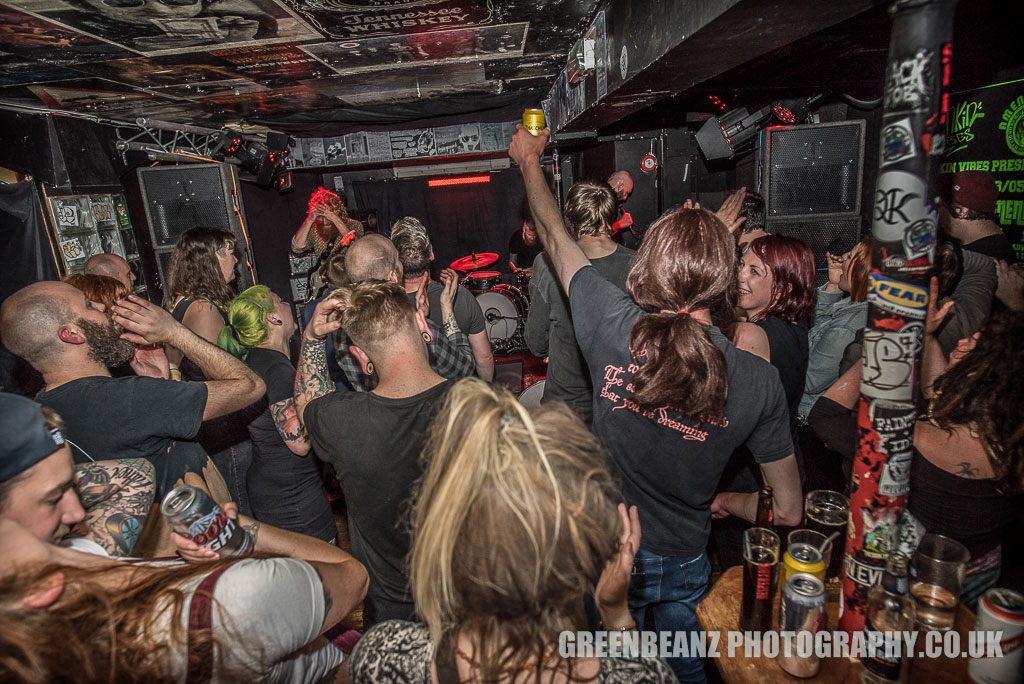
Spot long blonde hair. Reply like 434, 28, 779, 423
409, 378, 620, 682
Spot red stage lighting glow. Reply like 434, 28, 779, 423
427, 175, 491, 187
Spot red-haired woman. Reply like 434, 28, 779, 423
510, 128, 801, 683
733, 235, 816, 426
798, 235, 872, 417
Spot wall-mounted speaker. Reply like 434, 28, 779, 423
762, 120, 866, 219
126, 163, 256, 302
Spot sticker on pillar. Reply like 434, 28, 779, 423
860, 506, 898, 560
868, 272, 928, 318
894, 508, 925, 560
619, 45, 628, 80
883, 48, 934, 113
872, 170, 937, 263
869, 399, 915, 497
880, 117, 916, 166
999, 94, 1024, 156
861, 321, 924, 401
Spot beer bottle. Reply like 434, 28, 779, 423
861, 553, 915, 683
756, 485, 774, 529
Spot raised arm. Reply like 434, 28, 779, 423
291, 206, 319, 254
294, 293, 344, 427
508, 126, 589, 289
112, 295, 265, 421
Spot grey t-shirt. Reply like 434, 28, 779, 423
569, 266, 793, 557
525, 246, 634, 425
406, 281, 485, 335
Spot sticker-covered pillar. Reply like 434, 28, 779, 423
840, 0, 957, 634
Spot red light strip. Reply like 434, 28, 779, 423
427, 175, 491, 187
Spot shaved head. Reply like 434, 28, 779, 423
85, 253, 134, 289
607, 170, 634, 201
0, 282, 77, 366
344, 234, 403, 284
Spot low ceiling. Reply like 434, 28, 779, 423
0, 0, 594, 135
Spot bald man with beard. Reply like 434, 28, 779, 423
0, 282, 263, 502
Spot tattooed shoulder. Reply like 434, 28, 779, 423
955, 461, 981, 478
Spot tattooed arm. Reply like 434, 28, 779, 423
270, 397, 312, 456
295, 293, 345, 428
70, 459, 156, 557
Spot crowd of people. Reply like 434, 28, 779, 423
0, 125, 1021, 684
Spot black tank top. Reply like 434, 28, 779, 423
755, 316, 808, 432
171, 297, 225, 382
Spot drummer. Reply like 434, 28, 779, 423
391, 218, 494, 382
508, 212, 544, 275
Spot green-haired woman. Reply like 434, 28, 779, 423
219, 285, 337, 543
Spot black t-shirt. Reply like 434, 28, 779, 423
755, 316, 809, 432
303, 379, 453, 607
569, 266, 793, 557
508, 230, 543, 269
808, 397, 1022, 557
36, 376, 209, 497
405, 281, 485, 335
245, 348, 334, 541
525, 247, 635, 424
963, 233, 1016, 263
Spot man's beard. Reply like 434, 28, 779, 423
77, 317, 135, 367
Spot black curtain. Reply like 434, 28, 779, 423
0, 181, 57, 394
351, 169, 531, 277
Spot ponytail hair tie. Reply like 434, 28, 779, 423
674, 310, 690, 315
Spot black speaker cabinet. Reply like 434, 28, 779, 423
126, 163, 256, 302
762, 120, 866, 220
767, 215, 864, 287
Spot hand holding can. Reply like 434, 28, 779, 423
161, 485, 251, 558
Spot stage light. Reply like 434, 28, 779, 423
707, 94, 728, 112
427, 175, 491, 187
771, 98, 810, 125
695, 105, 772, 161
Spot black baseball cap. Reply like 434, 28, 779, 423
0, 393, 67, 481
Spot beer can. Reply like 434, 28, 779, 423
783, 542, 826, 582
522, 109, 546, 135
968, 588, 1024, 684
161, 485, 251, 557
778, 572, 826, 678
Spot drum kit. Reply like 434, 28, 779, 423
450, 252, 530, 354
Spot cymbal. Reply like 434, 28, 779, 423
450, 252, 498, 271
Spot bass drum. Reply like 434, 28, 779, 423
518, 379, 546, 406
475, 284, 528, 344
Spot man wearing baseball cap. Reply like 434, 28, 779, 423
0, 392, 154, 557
940, 169, 1016, 263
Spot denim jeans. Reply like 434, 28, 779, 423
629, 548, 711, 684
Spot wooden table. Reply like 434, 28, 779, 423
696, 566, 974, 683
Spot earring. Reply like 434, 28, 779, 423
365, 361, 374, 376
422, 331, 432, 343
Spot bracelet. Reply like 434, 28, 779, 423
303, 332, 327, 345
169, 368, 182, 380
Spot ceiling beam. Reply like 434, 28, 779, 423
546, 0, 884, 134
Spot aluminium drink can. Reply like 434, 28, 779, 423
522, 109, 546, 135
969, 588, 1024, 684
161, 485, 251, 556
783, 541, 826, 582
778, 572, 826, 678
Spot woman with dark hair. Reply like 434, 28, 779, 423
733, 234, 816, 426
348, 378, 674, 682
164, 227, 254, 512
0, 513, 367, 684
809, 301, 1024, 609
510, 128, 801, 683
218, 285, 336, 543
798, 235, 872, 417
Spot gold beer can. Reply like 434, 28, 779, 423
522, 109, 546, 136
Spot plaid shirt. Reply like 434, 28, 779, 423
334, 317, 475, 391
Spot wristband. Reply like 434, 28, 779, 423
303, 331, 327, 345
169, 368, 182, 381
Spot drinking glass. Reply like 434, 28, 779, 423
740, 527, 780, 632
911, 533, 969, 631
804, 490, 849, 579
